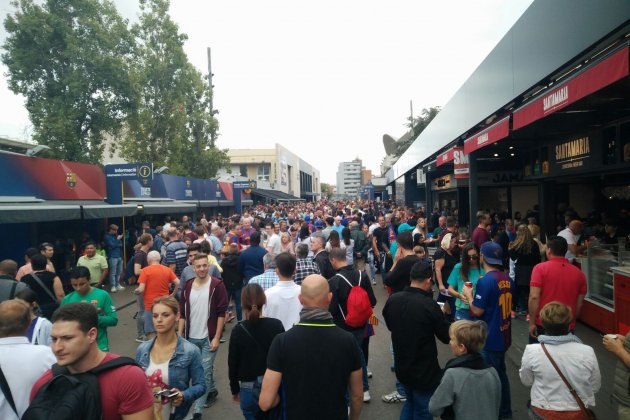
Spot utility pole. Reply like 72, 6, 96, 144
207, 47, 217, 142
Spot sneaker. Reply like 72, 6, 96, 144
117, 285, 126, 291
372, 279, 377, 285
204, 390, 218, 408
220, 335, 226, 343
192, 414, 202, 420
226, 314, 236, 323
110, 287, 117, 293
135, 335, 148, 343
525, 314, 531, 322
511, 311, 517, 319
382, 391, 406, 403
363, 390, 371, 402
367, 369, 373, 378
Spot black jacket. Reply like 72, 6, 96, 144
220, 254, 243, 290
384, 255, 420, 293
328, 266, 377, 331
313, 250, 335, 280
383, 286, 451, 391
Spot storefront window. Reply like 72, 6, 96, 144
603, 126, 617, 165
582, 241, 630, 308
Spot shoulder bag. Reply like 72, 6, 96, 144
540, 343, 596, 420
30, 272, 58, 302
0, 363, 18, 417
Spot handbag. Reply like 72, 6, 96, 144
540, 343, 597, 420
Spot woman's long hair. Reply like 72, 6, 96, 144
241, 283, 266, 323
509, 223, 533, 254
460, 242, 480, 282
329, 230, 341, 248
342, 227, 351, 246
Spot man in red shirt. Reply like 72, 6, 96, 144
528, 236, 587, 343
471, 210, 491, 249
31, 303, 153, 420
135, 250, 179, 339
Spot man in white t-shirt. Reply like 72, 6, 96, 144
266, 222, 282, 255
264, 253, 301, 331
0, 300, 56, 420
558, 220, 586, 263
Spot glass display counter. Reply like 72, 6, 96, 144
579, 241, 629, 309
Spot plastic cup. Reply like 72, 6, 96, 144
605, 334, 618, 340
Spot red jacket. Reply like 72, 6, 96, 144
180, 276, 229, 340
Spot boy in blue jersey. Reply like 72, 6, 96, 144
462, 241, 514, 419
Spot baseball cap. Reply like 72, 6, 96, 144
480, 241, 503, 266
304, 215, 311, 222
314, 220, 325, 228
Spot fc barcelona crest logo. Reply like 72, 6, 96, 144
66, 172, 77, 189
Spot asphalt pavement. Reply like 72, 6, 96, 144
106, 278, 619, 420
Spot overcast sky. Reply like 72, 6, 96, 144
0, 0, 534, 184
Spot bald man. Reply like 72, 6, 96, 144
558, 219, 586, 263
259, 275, 363, 420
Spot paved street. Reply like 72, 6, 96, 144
107, 277, 618, 420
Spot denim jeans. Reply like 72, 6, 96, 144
239, 379, 260, 420
400, 385, 435, 420
227, 287, 243, 321
108, 257, 122, 288
349, 329, 369, 392
455, 308, 474, 320
188, 336, 218, 414
482, 349, 512, 419
136, 294, 145, 337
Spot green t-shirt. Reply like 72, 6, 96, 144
61, 288, 118, 351
447, 262, 485, 310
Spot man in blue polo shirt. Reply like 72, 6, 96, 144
463, 241, 514, 420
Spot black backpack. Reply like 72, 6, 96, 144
23, 357, 139, 420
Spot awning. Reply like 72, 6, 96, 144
134, 202, 197, 215
0, 202, 81, 224
184, 200, 233, 208
251, 188, 305, 202
436, 147, 457, 166
463, 116, 510, 154
81, 203, 138, 219
513, 46, 629, 130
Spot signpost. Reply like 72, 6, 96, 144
233, 180, 257, 215
104, 163, 153, 263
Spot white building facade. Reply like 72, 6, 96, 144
336, 158, 362, 197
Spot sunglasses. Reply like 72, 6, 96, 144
468, 255, 479, 260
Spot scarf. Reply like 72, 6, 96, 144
537, 333, 583, 345
299, 307, 333, 322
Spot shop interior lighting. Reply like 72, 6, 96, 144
509, 146, 514, 150
510, 153, 515, 157
493, 153, 499, 157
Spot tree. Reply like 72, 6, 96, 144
118, 0, 228, 178
2, 0, 134, 163
321, 182, 334, 197
393, 106, 441, 158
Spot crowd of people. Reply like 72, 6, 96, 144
0, 199, 629, 419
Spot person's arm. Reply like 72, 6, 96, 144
462, 281, 484, 317
98, 294, 118, 327
348, 368, 363, 420
52, 276, 65, 301
428, 371, 455, 417
228, 328, 241, 399
211, 316, 225, 352
371, 235, 380, 260
604, 335, 630, 367
170, 278, 180, 298
575, 294, 585, 319
434, 258, 446, 291
134, 263, 142, 277
98, 266, 109, 287
519, 346, 535, 387
258, 369, 282, 411
528, 286, 541, 338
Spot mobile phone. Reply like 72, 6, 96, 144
155, 389, 179, 399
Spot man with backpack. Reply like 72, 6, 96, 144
0, 259, 29, 303
328, 247, 376, 403
28, 302, 153, 420
0, 299, 55, 420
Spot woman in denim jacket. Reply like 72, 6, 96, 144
136, 296, 206, 420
